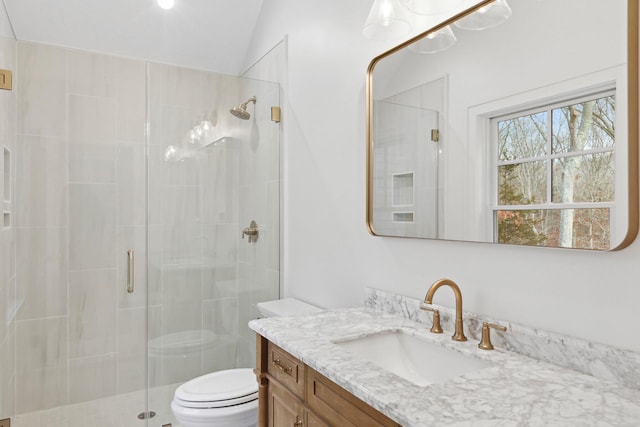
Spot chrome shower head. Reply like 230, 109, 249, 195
230, 96, 256, 120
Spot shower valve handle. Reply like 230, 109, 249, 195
242, 220, 259, 243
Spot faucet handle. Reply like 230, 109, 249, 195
420, 304, 443, 334
478, 322, 507, 350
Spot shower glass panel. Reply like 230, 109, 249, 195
146, 62, 281, 425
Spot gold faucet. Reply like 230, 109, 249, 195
424, 278, 467, 342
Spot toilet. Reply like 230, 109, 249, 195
171, 298, 321, 427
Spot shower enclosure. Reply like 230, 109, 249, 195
372, 100, 441, 238
0, 39, 280, 426
370, 76, 446, 239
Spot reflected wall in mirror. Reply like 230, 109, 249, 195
367, 0, 638, 250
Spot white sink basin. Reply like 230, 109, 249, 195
334, 330, 494, 386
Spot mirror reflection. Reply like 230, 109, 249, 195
367, 0, 638, 250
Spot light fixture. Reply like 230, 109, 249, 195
165, 119, 225, 162
363, 0, 412, 41
409, 25, 456, 53
157, 0, 174, 10
188, 120, 218, 146
401, 0, 465, 16
454, 0, 512, 31
363, 0, 512, 52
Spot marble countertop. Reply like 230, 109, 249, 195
249, 308, 640, 426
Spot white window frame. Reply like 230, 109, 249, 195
466, 65, 626, 246
490, 89, 616, 245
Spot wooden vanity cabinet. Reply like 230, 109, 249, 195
256, 335, 401, 427
268, 379, 308, 427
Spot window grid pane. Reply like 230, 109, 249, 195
493, 92, 615, 248
495, 208, 610, 250
498, 161, 546, 205
551, 153, 615, 203
552, 95, 615, 154
498, 112, 547, 161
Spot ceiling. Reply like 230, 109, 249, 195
1, 0, 264, 74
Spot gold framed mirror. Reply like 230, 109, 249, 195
366, 0, 638, 250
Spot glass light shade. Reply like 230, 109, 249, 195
158, 0, 174, 10
164, 145, 179, 162
409, 25, 457, 53
454, 0, 512, 30
363, 0, 412, 41
198, 120, 218, 145
401, 0, 465, 16
157, 0, 175, 10
187, 128, 198, 145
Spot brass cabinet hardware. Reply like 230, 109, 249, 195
272, 358, 292, 374
419, 305, 443, 334
242, 220, 259, 243
424, 278, 467, 341
294, 418, 303, 427
126, 249, 134, 293
478, 322, 507, 350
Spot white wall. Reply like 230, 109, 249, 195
1, 0, 262, 75
244, 0, 640, 353
0, 2, 13, 38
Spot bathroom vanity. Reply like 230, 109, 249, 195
255, 338, 400, 426
249, 290, 640, 426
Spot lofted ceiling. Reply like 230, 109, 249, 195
1, 0, 264, 74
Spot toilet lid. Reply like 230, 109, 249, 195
174, 368, 258, 409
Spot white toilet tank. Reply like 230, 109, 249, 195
257, 298, 322, 317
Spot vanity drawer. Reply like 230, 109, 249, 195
306, 368, 401, 427
267, 342, 305, 397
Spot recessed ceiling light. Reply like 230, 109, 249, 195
157, 0, 175, 10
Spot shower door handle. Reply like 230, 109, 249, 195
127, 249, 134, 293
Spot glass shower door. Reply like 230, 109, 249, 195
8, 43, 151, 426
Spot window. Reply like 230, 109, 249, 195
492, 91, 615, 249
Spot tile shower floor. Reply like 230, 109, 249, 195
13, 384, 181, 427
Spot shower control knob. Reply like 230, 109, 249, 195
242, 220, 259, 243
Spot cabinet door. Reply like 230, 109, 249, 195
307, 410, 330, 427
269, 379, 305, 427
